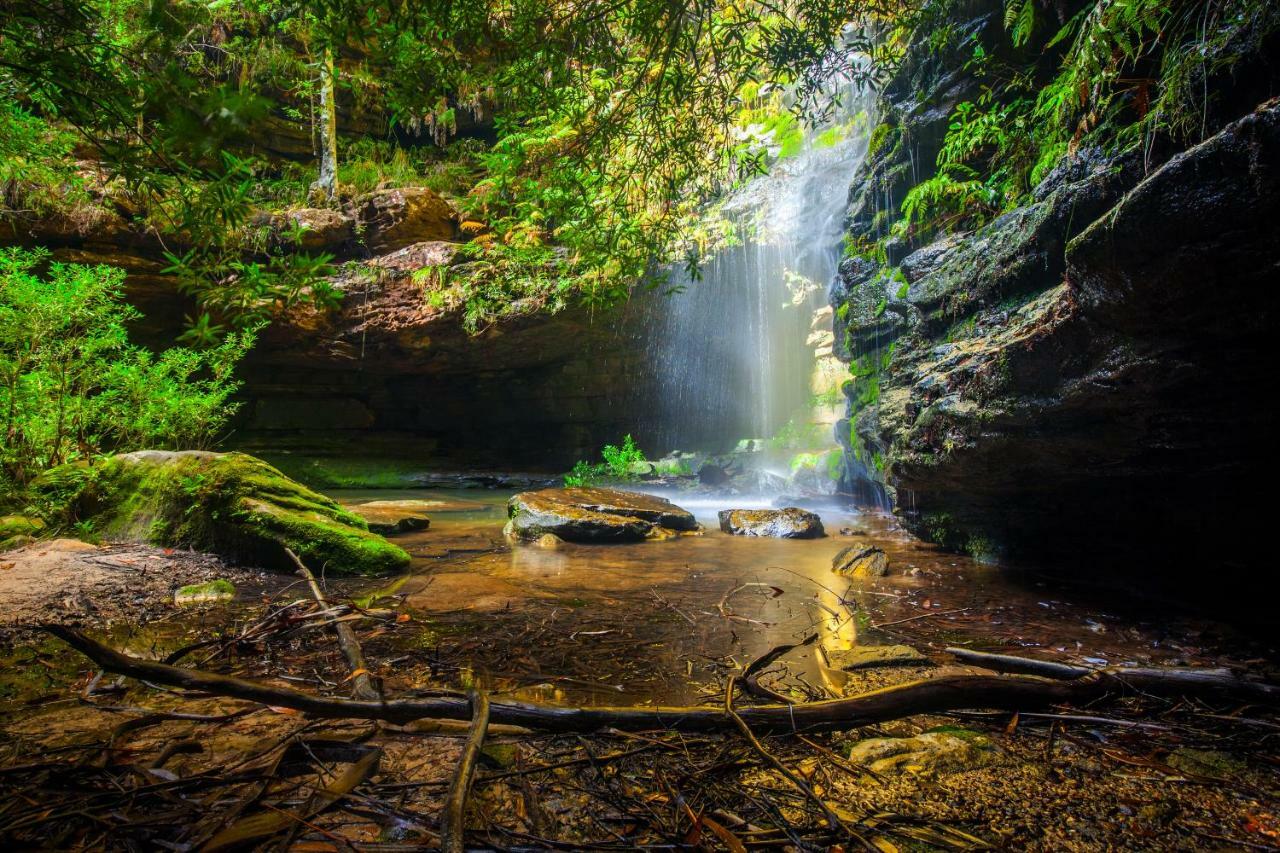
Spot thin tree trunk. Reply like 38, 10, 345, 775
314, 45, 338, 204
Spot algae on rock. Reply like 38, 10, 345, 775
33, 450, 409, 576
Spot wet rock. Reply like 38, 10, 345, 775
174, 579, 236, 605
698, 464, 731, 486
831, 543, 888, 577
847, 729, 1002, 776
718, 508, 825, 539
825, 644, 929, 670
533, 533, 564, 549
506, 487, 698, 543
356, 187, 457, 251
33, 450, 409, 576
347, 500, 433, 534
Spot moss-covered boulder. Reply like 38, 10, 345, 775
1, 515, 44, 550
33, 450, 409, 576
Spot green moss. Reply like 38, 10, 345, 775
175, 578, 236, 604
261, 455, 427, 490
34, 451, 409, 576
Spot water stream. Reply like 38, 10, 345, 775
641, 81, 873, 455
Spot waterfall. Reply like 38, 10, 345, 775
640, 77, 873, 461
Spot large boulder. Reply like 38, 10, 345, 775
718, 507, 825, 538
33, 450, 409, 576
506, 487, 698, 543
356, 187, 457, 252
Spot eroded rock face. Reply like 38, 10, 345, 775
833, 24, 1280, 594
356, 187, 457, 251
253, 207, 355, 253
718, 508, 824, 538
507, 487, 698, 543
33, 450, 409, 576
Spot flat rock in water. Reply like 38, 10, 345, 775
825, 644, 930, 670
507, 487, 698, 543
832, 543, 888, 577
718, 507, 824, 539
347, 500, 435, 534
847, 729, 1002, 776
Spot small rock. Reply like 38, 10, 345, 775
534, 533, 563, 549
832, 543, 888, 577
698, 464, 731, 486
847, 729, 1002, 776
825, 644, 930, 670
174, 579, 236, 605
718, 508, 825, 539
349, 500, 433, 534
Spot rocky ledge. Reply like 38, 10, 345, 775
506, 488, 699, 543
834, 90, 1280, 581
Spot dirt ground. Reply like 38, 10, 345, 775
0, 538, 272, 631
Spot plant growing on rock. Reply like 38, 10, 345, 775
563, 434, 650, 487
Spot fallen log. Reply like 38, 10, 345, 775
43, 626, 1279, 735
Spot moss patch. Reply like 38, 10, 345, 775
174, 579, 236, 605
34, 451, 409, 577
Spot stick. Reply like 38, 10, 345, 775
285, 548, 379, 702
945, 647, 1093, 679
871, 608, 969, 629
723, 675, 856, 843
42, 626, 1280, 735
441, 689, 490, 853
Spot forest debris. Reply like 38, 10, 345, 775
42, 625, 1280, 734
203, 742, 382, 851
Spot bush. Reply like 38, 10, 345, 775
563, 434, 648, 487
0, 248, 254, 499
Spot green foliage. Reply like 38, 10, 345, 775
564, 434, 649, 486
895, 0, 1280, 237
2, 0, 893, 334
0, 249, 252, 497
0, 102, 86, 217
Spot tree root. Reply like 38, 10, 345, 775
43, 626, 1280, 734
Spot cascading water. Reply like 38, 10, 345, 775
640, 76, 873, 467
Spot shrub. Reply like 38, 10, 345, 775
0, 248, 254, 499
